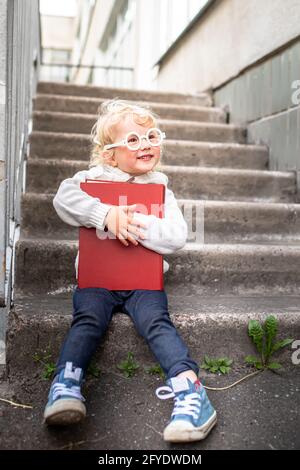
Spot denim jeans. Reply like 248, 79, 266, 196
56, 287, 199, 380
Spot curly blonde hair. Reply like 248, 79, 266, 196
89, 99, 163, 169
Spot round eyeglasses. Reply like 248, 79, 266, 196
101, 128, 166, 151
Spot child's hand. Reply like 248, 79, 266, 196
104, 204, 147, 246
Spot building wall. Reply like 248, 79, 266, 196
73, 0, 135, 87
71, 0, 210, 89
156, 0, 300, 175
0, 0, 7, 315
156, 0, 300, 93
40, 14, 77, 82
214, 39, 300, 172
70, 0, 100, 83
41, 16, 76, 50
0, 0, 40, 363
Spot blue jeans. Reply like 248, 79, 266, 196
56, 287, 199, 380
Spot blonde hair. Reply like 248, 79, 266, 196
89, 99, 163, 170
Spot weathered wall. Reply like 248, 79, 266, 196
157, 0, 300, 93
0, 0, 41, 363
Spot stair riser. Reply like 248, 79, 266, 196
166, 170, 296, 203
29, 133, 268, 170
37, 81, 213, 106
6, 308, 298, 375
34, 95, 226, 123
162, 143, 268, 170
200, 203, 300, 242
15, 241, 300, 295
21, 195, 300, 243
32, 113, 247, 144
29, 133, 90, 160
26, 160, 296, 203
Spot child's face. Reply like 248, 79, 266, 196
109, 115, 161, 176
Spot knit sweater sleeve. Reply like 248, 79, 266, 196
53, 168, 112, 230
131, 187, 188, 255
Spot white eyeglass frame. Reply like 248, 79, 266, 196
100, 127, 166, 151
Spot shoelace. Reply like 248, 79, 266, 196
52, 383, 85, 402
156, 386, 201, 421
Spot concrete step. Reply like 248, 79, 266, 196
34, 93, 226, 123
29, 131, 269, 170
21, 193, 300, 244
6, 293, 300, 377
32, 111, 247, 144
162, 140, 268, 170
37, 81, 213, 107
26, 159, 297, 203
15, 239, 300, 295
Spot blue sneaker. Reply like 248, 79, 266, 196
156, 376, 217, 442
44, 362, 86, 426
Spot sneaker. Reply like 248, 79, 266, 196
44, 362, 86, 426
156, 376, 217, 442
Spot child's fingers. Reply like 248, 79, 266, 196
117, 232, 129, 246
121, 205, 148, 229
118, 229, 138, 246
127, 234, 139, 246
124, 204, 137, 214
128, 225, 146, 240
128, 217, 147, 229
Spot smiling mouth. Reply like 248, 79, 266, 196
137, 155, 153, 160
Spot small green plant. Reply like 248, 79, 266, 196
33, 351, 56, 380
34, 351, 101, 380
117, 352, 139, 378
87, 361, 101, 378
145, 364, 165, 379
245, 315, 294, 371
201, 356, 233, 374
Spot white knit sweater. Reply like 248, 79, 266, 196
53, 164, 188, 277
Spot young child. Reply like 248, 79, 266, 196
44, 99, 217, 443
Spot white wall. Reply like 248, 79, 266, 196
157, 0, 300, 93
72, 0, 115, 84
41, 16, 76, 50
71, 0, 210, 89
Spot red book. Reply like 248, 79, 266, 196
78, 179, 165, 290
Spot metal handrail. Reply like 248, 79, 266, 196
41, 63, 134, 71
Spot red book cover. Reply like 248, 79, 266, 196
78, 179, 165, 290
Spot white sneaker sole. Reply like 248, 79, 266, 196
163, 411, 217, 443
44, 399, 86, 426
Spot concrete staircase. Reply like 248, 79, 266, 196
4, 81, 300, 448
